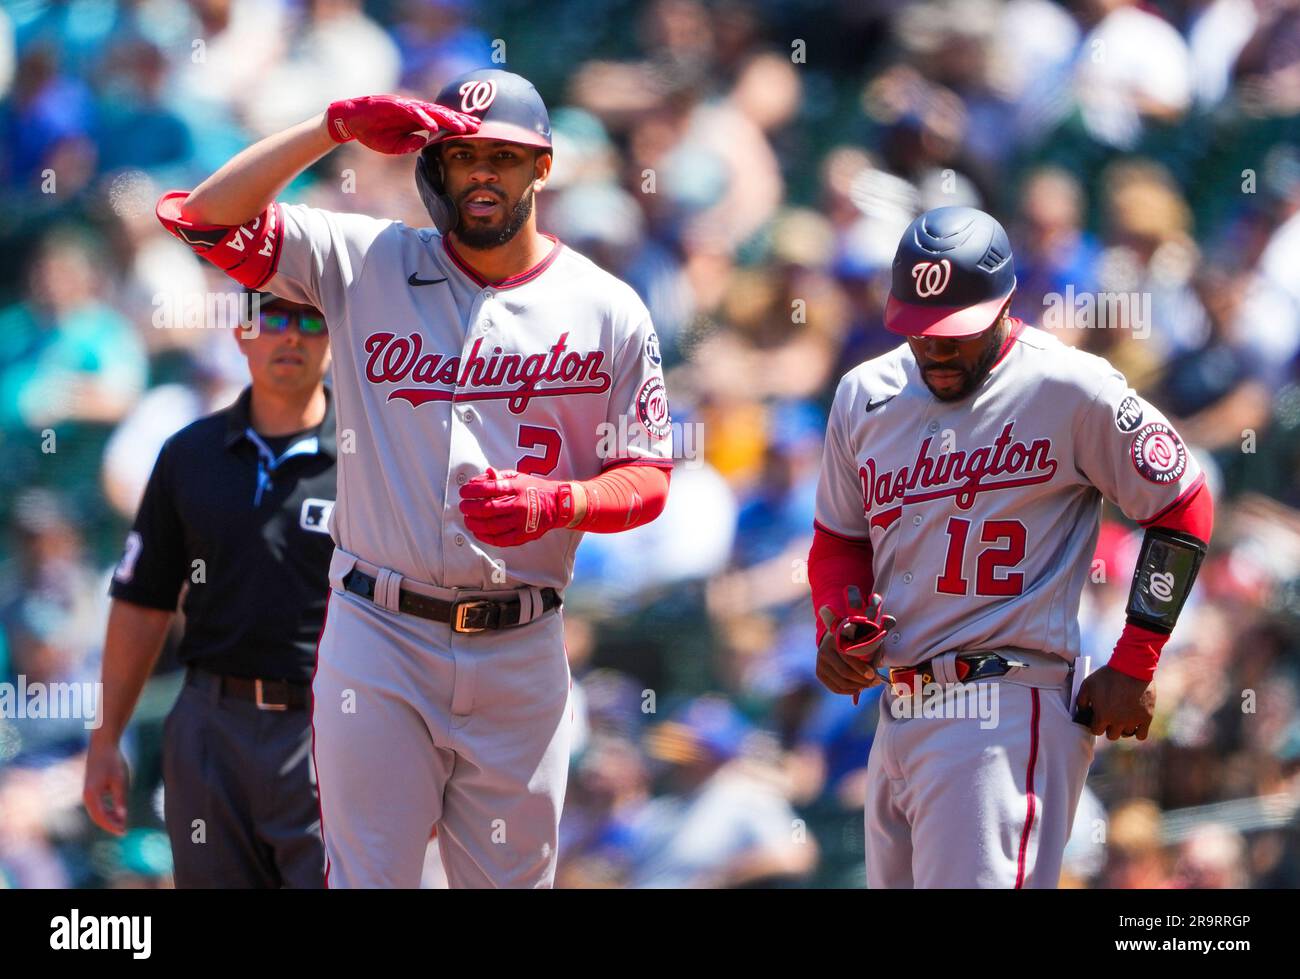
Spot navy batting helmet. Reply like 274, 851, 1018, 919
414, 69, 552, 233
884, 206, 1016, 338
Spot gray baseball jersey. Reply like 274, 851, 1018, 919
265, 203, 674, 591
261, 204, 671, 887
819, 321, 1204, 888
815, 323, 1204, 668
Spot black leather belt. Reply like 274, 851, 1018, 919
342, 569, 561, 632
187, 667, 310, 711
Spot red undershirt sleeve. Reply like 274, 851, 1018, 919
808, 521, 876, 645
571, 464, 671, 533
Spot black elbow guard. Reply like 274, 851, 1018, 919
1125, 527, 1208, 634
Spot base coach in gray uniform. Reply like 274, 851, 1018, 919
84, 292, 335, 888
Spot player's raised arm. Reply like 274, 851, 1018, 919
183, 98, 481, 226
155, 98, 481, 298
182, 113, 337, 227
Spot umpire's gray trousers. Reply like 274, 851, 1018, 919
162, 669, 326, 888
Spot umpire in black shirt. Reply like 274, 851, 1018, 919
84, 291, 335, 887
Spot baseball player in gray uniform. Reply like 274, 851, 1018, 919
155, 69, 674, 887
809, 206, 1214, 888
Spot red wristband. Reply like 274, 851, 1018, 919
1107, 623, 1169, 683
556, 483, 576, 528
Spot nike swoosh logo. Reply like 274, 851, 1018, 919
408, 273, 448, 287
865, 396, 896, 413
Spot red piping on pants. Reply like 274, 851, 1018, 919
1014, 687, 1040, 889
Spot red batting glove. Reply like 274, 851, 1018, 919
458, 468, 577, 547
835, 587, 895, 706
325, 95, 481, 154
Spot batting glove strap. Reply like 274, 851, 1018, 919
557, 483, 578, 528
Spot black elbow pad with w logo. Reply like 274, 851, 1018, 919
1125, 527, 1208, 634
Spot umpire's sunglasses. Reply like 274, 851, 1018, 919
261, 309, 327, 336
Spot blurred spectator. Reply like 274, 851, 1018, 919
1096, 798, 1172, 888
861, 63, 978, 201
166, 0, 290, 170
730, 400, 823, 569
0, 766, 74, 888
570, 457, 737, 612
694, 208, 848, 406
94, 38, 191, 172
627, 696, 816, 887
0, 42, 94, 189
892, 0, 1015, 175
0, 490, 104, 672
97, 170, 212, 358
0, 7, 15, 103
1233, 0, 1300, 116
994, 0, 1080, 145
1254, 148, 1300, 335
1185, 0, 1260, 109
0, 489, 105, 769
1011, 166, 1101, 328
1071, 0, 1193, 150
557, 733, 653, 888
0, 228, 146, 434
1154, 265, 1274, 453
391, 0, 495, 93
0, 228, 146, 530
100, 353, 238, 520
833, 153, 916, 370
545, 178, 695, 351
1171, 822, 1249, 888
244, 0, 401, 135
1092, 159, 1204, 379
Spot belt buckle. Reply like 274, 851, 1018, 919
254, 679, 288, 712
887, 666, 933, 697
453, 599, 495, 634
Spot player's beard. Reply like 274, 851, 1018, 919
455, 185, 535, 250
920, 321, 1007, 402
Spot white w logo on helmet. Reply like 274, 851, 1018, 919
459, 80, 498, 114
911, 259, 953, 298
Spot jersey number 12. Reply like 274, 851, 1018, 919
936, 517, 1026, 596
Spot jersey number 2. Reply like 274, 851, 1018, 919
936, 518, 1026, 596
515, 425, 562, 476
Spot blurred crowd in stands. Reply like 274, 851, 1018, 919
1, 0, 1299, 888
